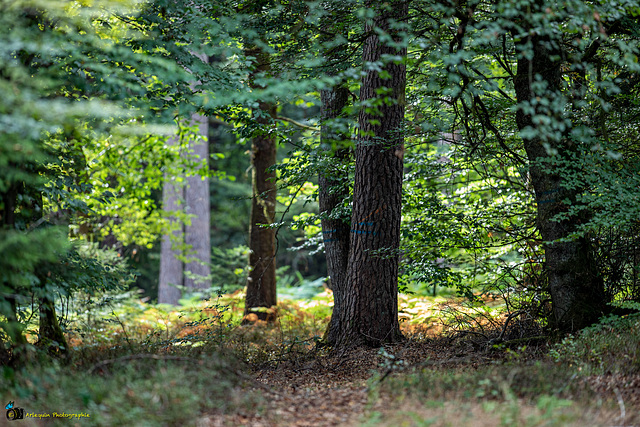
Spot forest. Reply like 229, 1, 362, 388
1, 0, 640, 425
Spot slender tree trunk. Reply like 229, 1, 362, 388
513, 32, 606, 331
328, 1, 407, 348
319, 86, 351, 341
38, 294, 66, 354
28, 189, 67, 354
244, 46, 277, 321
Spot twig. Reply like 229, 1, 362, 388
493, 310, 523, 343
614, 387, 626, 421
275, 116, 320, 132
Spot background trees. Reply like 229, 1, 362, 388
2, 0, 640, 362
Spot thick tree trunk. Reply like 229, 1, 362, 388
158, 135, 185, 305
159, 115, 212, 304
319, 86, 351, 341
185, 114, 211, 291
244, 46, 277, 321
513, 34, 606, 331
328, 1, 407, 348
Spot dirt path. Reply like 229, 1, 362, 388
198, 340, 483, 427
199, 347, 381, 426
196, 335, 640, 427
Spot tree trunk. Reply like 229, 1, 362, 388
513, 33, 606, 331
158, 134, 185, 305
29, 188, 67, 354
159, 115, 212, 304
319, 86, 351, 342
328, 1, 407, 348
38, 294, 66, 354
184, 114, 211, 291
244, 46, 277, 321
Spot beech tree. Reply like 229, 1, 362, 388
158, 115, 211, 305
404, 0, 640, 332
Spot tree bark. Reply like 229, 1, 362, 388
38, 294, 67, 354
319, 86, 351, 341
328, 1, 407, 348
513, 32, 606, 331
158, 134, 185, 305
185, 114, 211, 291
159, 115, 212, 304
244, 46, 277, 321
24, 188, 68, 355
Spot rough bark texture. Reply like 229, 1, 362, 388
319, 86, 351, 342
328, 1, 407, 348
244, 46, 277, 321
513, 33, 606, 331
184, 114, 211, 291
158, 134, 185, 305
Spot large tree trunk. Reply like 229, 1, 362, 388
244, 46, 277, 321
328, 1, 407, 348
513, 32, 606, 331
318, 1, 352, 342
159, 115, 211, 304
158, 134, 185, 305
185, 114, 211, 291
319, 86, 351, 342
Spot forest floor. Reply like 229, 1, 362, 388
3, 290, 640, 426
200, 333, 640, 427
193, 289, 640, 427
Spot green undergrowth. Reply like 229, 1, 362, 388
550, 310, 640, 376
2, 355, 260, 426
363, 309, 640, 426
2, 291, 639, 426
1, 289, 333, 426
364, 360, 617, 426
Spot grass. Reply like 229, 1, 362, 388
549, 311, 640, 375
361, 309, 640, 426
1, 289, 331, 426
